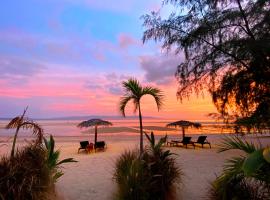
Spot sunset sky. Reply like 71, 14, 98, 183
0, 0, 216, 119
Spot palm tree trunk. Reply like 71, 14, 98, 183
11, 127, 20, 158
94, 125, 97, 145
138, 103, 143, 155
10, 108, 27, 158
94, 125, 98, 152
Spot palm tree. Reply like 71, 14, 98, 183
119, 78, 164, 154
209, 136, 270, 199
6, 107, 44, 158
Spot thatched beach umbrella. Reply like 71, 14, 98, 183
166, 120, 201, 139
77, 119, 113, 144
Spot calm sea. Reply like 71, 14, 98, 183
0, 118, 233, 138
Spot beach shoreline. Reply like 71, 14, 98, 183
0, 134, 269, 200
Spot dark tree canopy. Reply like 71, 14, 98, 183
142, 0, 270, 127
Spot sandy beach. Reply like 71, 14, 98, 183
1, 134, 269, 200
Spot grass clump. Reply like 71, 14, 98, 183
114, 150, 150, 200
0, 144, 51, 200
0, 136, 77, 200
114, 132, 182, 200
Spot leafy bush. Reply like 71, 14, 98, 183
209, 177, 270, 200
208, 136, 270, 200
0, 144, 51, 200
0, 112, 77, 200
114, 150, 150, 200
114, 132, 182, 200
143, 133, 182, 199
44, 135, 77, 183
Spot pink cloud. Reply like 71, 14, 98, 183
118, 33, 139, 48
0, 28, 38, 51
0, 66, 216, 119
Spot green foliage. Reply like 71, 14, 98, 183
209, 136, 270, 200
44, 135, 77, 183
242, 149, 264, 176
119, 78, 164, 117
114, 132, 181, 200
209, 177, 269, 200
0, 144, 51, 200
142, 132, 182, 199
142, 0, 270, 127
0, 112, 76, 200
0, 135, 77, 200
114, 150, 149, 200
218, 136, 256, 153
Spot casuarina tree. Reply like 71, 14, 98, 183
142, 0, 270, 128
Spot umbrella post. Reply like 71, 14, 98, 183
94, 125, 97, 146
182, 127, 185, 139
95, 125, 97, 145
94, 125, 98, 152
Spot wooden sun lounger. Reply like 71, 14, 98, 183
95, 141, 106, 151
167, 140, 180, 146
167, 137, 195, 148
78, 141, 89, 153
193, 136, 211, 148
78, 141, 94, 153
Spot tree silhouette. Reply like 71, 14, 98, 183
142, 0, 270, 127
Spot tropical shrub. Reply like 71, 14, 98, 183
208, 136, 270, 200
0, 144, 51, 200
44, 135, 77, 183
5, 107, 44, 158
0, 112, 77, 199
114, 150, 150, 200
114, 132, 181, 200
143, 133, 182, 199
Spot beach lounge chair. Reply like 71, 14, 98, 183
78, 141, 90, 153
95, 141, 106, 151
194, 136, 211, 148
168, 137, 195, 148
178, 137, 195, 148
167, 140, 179, 146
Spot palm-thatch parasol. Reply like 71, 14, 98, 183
77, 119, 113, 144
166, 120, 201, 139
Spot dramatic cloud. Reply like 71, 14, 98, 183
140, 53, 184, 85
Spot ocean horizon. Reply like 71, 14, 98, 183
0, 118, 234, 138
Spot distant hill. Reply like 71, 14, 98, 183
0, 115, 158, 121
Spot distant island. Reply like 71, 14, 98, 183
0, 115, 159, 121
